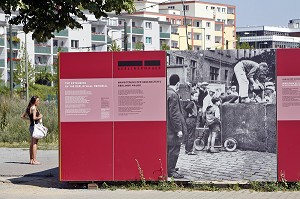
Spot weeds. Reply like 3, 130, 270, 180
0, 96, 58, 145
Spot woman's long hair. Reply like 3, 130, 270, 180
26, 96, 39, 115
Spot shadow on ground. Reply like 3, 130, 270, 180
6, 167, 74, 189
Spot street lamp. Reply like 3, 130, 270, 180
5, 14, 13, 97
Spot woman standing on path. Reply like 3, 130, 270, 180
21, 96, 43, 165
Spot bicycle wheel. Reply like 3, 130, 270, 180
194, 138, 205, 151
224, 138, 237, 152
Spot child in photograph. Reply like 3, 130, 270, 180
205, 97, 221, 153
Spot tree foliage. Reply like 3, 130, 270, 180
0, 0, 135, 42
109, 40, 121, 52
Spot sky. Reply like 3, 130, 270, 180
202, 0, 300, 27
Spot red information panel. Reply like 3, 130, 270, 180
277, 49, 300, 181
59, 52, 114, 181
113, 51, 167, 180
59, 51, 166, 181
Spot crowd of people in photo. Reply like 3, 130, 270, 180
167, 60, 276, 179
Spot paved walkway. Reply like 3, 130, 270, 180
177, 146, 277, 182
0, 148, 299, 199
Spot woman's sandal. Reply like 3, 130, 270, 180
31, 161, 41, 165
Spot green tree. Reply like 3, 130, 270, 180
35, 66, 54, 86
134, 42, 144, 51
0, 0, 135, 42
109, 40, 121, 52
13, 43, 35, 89
236, 36, 252, 49
161, 43, 170, 50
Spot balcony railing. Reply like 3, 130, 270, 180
53, 46, 68, 54
54, 29, 68, 37
35, 46, 51, 54
91, 34, 106, 41
0, 59, 5, 68
7, 42, 20, 49
0, 38, 4, 46
160, 32, 171, 39
132, 27, 144, 34
122, 42, 131, 49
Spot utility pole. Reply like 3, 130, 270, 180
181, 0, 189, 50
124, 21, 128, 51
25, 32, 29, 101
9, 22, 13, 97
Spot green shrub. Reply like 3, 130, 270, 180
0, 96, 58, 144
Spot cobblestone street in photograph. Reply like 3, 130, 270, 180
176, 146, 277, 182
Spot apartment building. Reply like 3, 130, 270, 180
133, 0, 236, 50
0, 12, 170, 83
237, 19, 300, 49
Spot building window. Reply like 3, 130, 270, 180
225, 70, 228, 81
146, 37, 152, 44
183, 5, 189, 10
132, 21, 136, 27
171, 42, 178, 48
210, 67, 219, 81
196, 21, 200, 27
168, 6, 175, 9
145, 22, 152, 29
71, 40, 79, 48
211, 6, 215, 10
160, 26, 162, 32
217, 7, 220, 12
206, 6, 209, 10
191, 60, 197, 68
191, 67, 196, 81
176, 56, 184, 64
132, 37, 136, 43
206, 22, 211, 28
118, 20, 122, 25
53, 40, 58, 47
222, 8, 226, 13
206, 35, 211, 40
91, 27, 96, 33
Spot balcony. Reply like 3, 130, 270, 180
91, 34, 106, 42
160, 32, 171, 39
0, 38, 4, 46
122, 42, 131, 49
107, 37, 112, 44
35, 45, 51, 54
0, 59, 5, 68
35, 65, 52, 73
53, 46, 68, 54
132, 27, 144, 35
54, 29, 68, 37
7, 42, 20, 50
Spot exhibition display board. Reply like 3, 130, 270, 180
59, 51, 166, 181
59, 49, 300, 182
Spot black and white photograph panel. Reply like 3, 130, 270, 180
166, 49, 277, 181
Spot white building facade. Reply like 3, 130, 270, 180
237, 19, 300, 49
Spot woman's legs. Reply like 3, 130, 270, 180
31, 137, 40, 164
30, 141, 33, 164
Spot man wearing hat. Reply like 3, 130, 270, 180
202, 87, 216, 114
264, 82, 276, 104
234, 60, 268, 103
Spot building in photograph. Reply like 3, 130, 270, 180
237, 19, 300, 49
